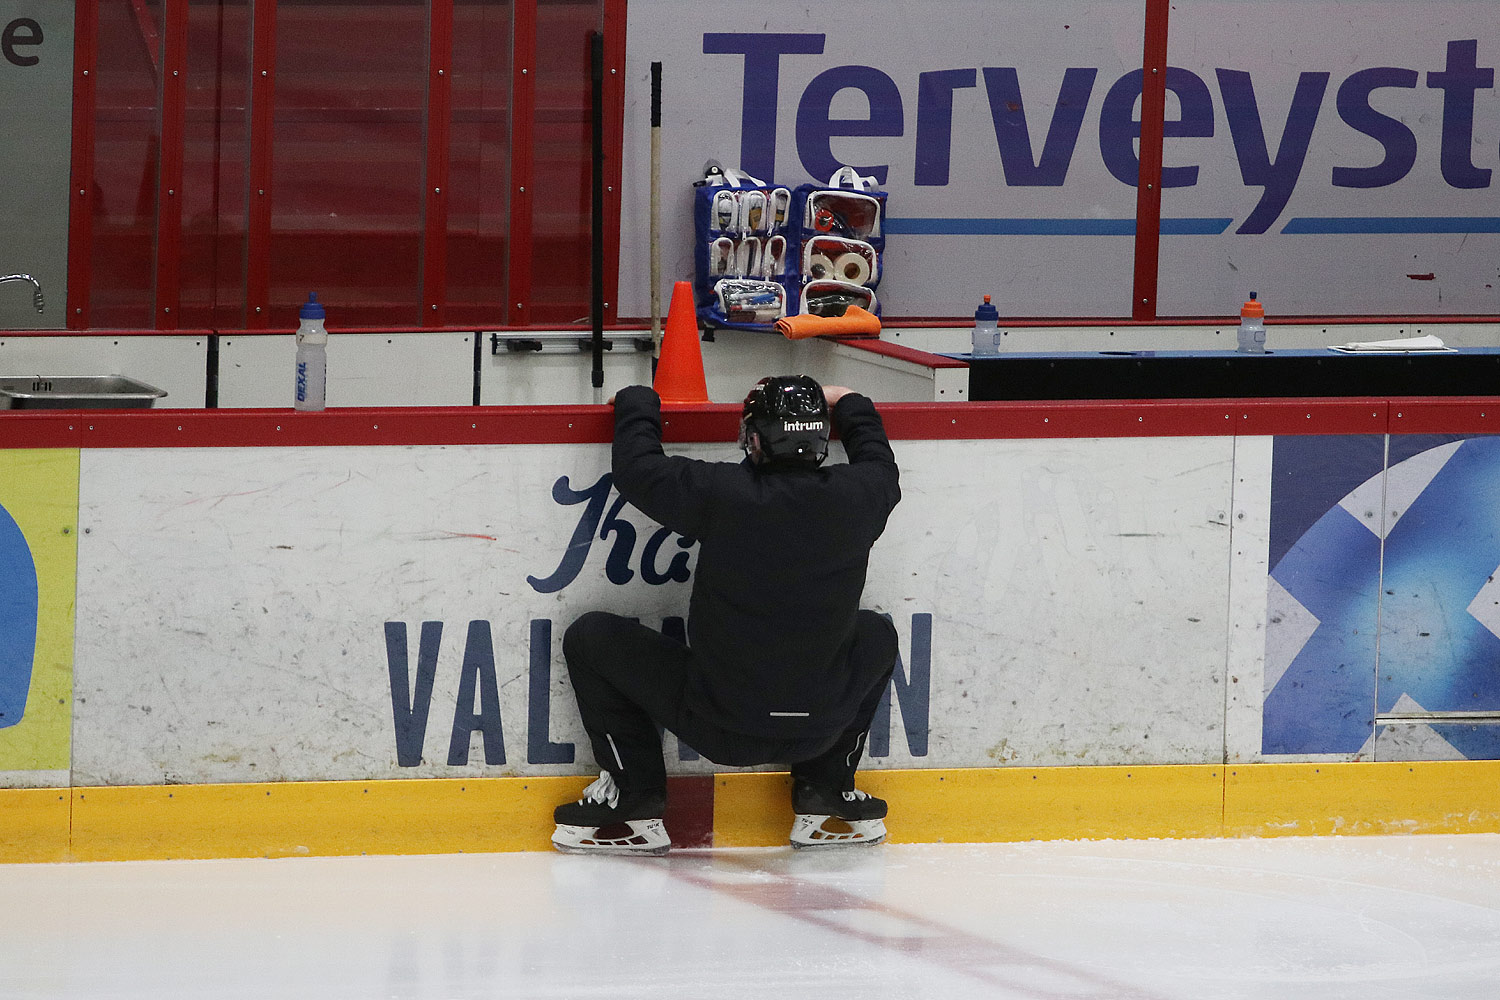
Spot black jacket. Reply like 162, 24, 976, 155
611, 384, 901, 738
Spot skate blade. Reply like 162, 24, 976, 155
789, 814, 887, 850
552, 819, 670, 856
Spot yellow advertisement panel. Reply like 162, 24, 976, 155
0, 449, 78, 771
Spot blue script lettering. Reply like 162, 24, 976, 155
528, 619, 575, 764
2, 18, 44, 68
1428, 39, 1493, 189
384, 617, 709, 767
383, 620, 509, 767
528, 472, 695, 594
386, 614, 934, 767
983, 67, 1097, 187
704, 31, 1497, 234
1334, 67, 1420, 188
702, 31, 825, 180
868, 613, 933, 758
914, 69, 977, 186
449, 620, 505, 766
383, 620, 507, 767
1218, 69, 1330, 233
1100, 67, 1216, 189
384, 620, 441, 766
795, 64, 904, 185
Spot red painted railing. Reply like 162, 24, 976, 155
5, 398, 1498, 451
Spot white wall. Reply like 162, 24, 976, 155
57, 434, 1253, 787
0, 334, 207, 407
218, 332, 476, 408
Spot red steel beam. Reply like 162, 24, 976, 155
422, 0, 454, 327
66, 0, 99, 329
154, 0, 189, 330
0, 398, 1430, 451
245, 0, 276, 327
507, 0, 537, 326
602, 0, 627, 325
1131, 0, 1170, 321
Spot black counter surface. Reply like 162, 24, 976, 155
961, 348, 1500, 400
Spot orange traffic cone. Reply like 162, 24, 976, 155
653, 281, 709, 404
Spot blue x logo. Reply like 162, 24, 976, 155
1266, 437, 1500, 759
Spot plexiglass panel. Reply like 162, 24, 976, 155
446, 0, 514, 327
269, 0, 428, 327
90, 0, 165, 327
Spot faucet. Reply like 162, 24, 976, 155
1, 274, 45, 313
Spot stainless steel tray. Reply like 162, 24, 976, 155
0, 375, 169, 409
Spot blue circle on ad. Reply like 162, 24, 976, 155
0, 502, 39, 729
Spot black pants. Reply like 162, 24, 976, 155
562, 609, 897, 794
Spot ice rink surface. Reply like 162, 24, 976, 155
2, 834, 1498, 999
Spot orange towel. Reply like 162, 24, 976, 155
774, 305, 881, 340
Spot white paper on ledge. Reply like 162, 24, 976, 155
1329, 334, 1453, 353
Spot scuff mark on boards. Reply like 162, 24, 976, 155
1407, 272, 1437, 280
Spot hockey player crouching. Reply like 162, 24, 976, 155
552, 375, 902, 854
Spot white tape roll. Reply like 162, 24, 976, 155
833, 252, 872, 285
807, 253, 836, 280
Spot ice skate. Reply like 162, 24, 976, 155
552, 771, 670, 856
789, 779, 887, 849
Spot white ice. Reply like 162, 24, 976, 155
2, 834, 1498, 999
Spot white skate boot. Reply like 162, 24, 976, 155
789, 779, 887, 849
552, 771, 671, 856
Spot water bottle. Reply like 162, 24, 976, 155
294, 292, 328, 411
972, 294, 1000, 356
1237, 291, 1266, 354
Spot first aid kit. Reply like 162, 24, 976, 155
692, 164, 886, 333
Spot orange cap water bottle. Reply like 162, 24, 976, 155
1237, 292, 1266, 354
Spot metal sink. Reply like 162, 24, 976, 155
0, 375, 168, 409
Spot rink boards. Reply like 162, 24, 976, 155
2, 399, 1500, 859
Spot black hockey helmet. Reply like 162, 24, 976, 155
739, 375, 830, 467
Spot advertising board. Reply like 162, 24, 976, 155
619, 1, 1499, 318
